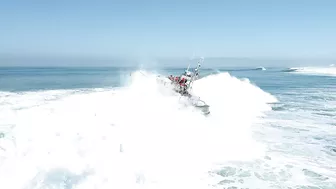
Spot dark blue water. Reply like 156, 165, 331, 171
0, 67, 127, 91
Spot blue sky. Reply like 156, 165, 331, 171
1, 0, 336, 61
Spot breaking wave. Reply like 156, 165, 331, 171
255, 67, 266, 71
220, 67, 266, 72
0, 70, 277, 189
283, 66, 336, 76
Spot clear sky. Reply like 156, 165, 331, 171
1, 0, 336, 62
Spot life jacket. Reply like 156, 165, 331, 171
179, 78, 187, 86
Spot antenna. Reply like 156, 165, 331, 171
186, 53, 195, 72
187, 57, 204, 90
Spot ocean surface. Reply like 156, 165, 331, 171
0, 65, 336, 189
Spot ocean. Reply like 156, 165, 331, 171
0, 65, 336, 189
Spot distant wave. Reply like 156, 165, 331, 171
282, 67, 302, 72
221, 67, 266, 72
255, 66, 266, 71
282, 66, 336, 76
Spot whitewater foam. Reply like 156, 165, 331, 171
288, 66, 336, 76
0, 70, 276, 189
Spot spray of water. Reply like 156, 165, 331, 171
0, 70, 277, 189
289, 66, 336, 76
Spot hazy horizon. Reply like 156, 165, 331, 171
1, 53, 335, 68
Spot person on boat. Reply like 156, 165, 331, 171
178, 75, 191, 94
168, 71, 191, 92
179, 77, 187, 86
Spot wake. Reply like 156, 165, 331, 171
0, 70, 277, 189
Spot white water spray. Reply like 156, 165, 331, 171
0, 70, 277, 189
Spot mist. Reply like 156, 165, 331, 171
0, 54, 335, 69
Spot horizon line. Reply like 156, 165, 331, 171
1, 53, 335, 61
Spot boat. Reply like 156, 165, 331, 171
156, 57, 210, 115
